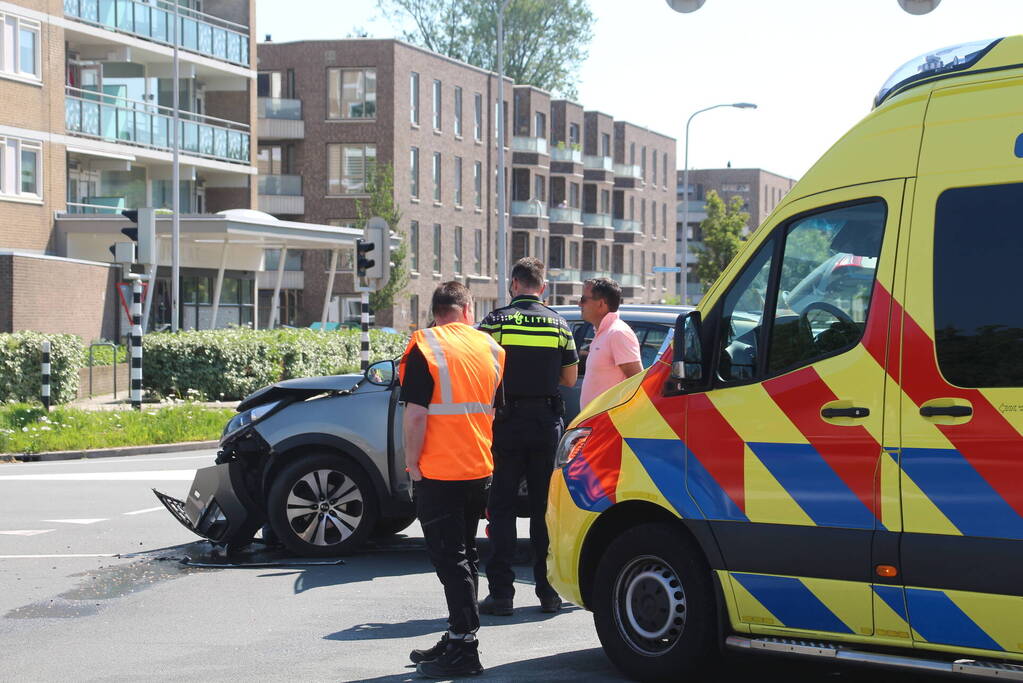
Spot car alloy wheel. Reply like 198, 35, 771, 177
286, 468, 364, 546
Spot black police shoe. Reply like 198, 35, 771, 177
540, 595, 562, 613
479, 594, 514, 616
415, 638, 483, 678
409, 632, 448, 664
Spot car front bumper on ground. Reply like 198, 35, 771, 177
154, 461, 263, 545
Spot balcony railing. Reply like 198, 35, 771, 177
548, 269, 580, 282
582, 270, 611, 281
583, 213, 613, 228
614, 163, 643, 179
548, 206, 581, 223
614, 273, 642, 287
613, 218, 642, 233
550, 146, 582, 163
258, 97, 302, 120
511, 200, 546, 217
258, 174, 302, 195
64, 0, 249, 67
583, 155, 613, 171
511, 136, 548, 155
65, 86, 250, 164
64, 200, 124, 214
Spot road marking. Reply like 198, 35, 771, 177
1, 453, 216, 468
0, 553, 117, 559
41, 518, 107, 525
0, 530, 55, 536
123, 507, 164, 516
0, 469, 196, 482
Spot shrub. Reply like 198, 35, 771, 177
0, 332, 83, 404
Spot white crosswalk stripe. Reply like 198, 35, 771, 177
0, 530, 55, 536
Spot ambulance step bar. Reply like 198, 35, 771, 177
725, 636, 1023, 680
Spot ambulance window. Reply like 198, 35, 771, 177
768, 201, 885, 374
717, 236, 776, 382
934, 183, 1023, 387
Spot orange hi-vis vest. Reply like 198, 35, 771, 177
399, 322, 506, 481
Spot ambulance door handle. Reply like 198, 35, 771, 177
821, 406, 869, 419
920, 405, 972, 418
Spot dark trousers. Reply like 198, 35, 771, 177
486, 404, 563, 602
415, 476, 488, 635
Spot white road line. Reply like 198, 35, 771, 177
0, 530, 55, 536
0, 469, 197, 482
41, 518, 107, 525
1, 453, 216, 468
0, 553, 117, 559
123, 506, 164, 516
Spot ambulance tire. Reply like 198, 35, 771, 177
266, 452, 379, 557
592, 523, 716, 682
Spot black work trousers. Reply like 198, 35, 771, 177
486, 403, 563, 602
415, 476, 488, 635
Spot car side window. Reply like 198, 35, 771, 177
573, 322, 595, 375
637, 325, 668, 367
717, 237, 776, 382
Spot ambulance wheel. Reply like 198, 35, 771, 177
592, 523, 716, 681
266, 452, 379, 557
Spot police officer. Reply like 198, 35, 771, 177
401, 281, 506, 678
478, 257, 579, 615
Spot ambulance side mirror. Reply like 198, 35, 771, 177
670, 311, 703, 383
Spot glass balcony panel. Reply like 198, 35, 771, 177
115, 0, 132, 31
613, 218, 642, 232
258, 175, 302, 196
583, 155, 613, 171
134, 3, 149, 37
153, 116, 168, 148
614, 163, 643, 179
511, 200, 545, 216
65, 99, 80, 132
134, 111, 151, 145
258, 98, 302, 120
151, 7, 168, 41
511, 136, 548, 154
582, 270, 610, 281
548, 268, 580, 282
614, 273, 642, 287
549, 207, 581, 223
227, 131, 241, 160
213, 27, 227, 59
227, 32, 241, 64
582, 213, 613, 228
550, 147, 581, 163
197, 22, 212, 55
213, 128, 227, 158
181, 17, 198, 50
98, 0, 116, 26
181, 121, 198, 152
240, 40, 248, 66
199, 125, 213, 156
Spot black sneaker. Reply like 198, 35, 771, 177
540, 595, 562, 613
416, 638, 483, 678
409, 632, 448, 664
479, 594, 514, 616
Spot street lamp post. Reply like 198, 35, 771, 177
679, 102, 756, 304
496, 0, 512, 306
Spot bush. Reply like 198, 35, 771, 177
0, 332, 84, 405
142, 328, 409, 400
85, 343, 127, 367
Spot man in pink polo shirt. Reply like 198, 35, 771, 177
578, 277, 643, 409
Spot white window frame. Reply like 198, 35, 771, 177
0, 135, 42, 202
0, 13, 41, 83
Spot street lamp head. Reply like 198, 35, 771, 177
732, 102, 757, 109
897, 0, 941, 15
665, 0, 706, 13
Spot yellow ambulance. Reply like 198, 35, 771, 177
547, 35, 1023, 681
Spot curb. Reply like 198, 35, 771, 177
4, 440, 219, 463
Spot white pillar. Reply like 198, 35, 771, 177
320, 249, 339, 330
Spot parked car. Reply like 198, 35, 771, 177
154, 304, 689, 557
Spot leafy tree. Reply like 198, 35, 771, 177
693, 190, 750, 290
354, 164, 409, 316
378, 0, 595, 99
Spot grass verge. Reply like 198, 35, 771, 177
0, 402, 235, 454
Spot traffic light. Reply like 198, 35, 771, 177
120, 207, 156, 265
363, 217, 390, 282
356, 238, 375, 279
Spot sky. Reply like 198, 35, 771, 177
255, 0, 1023, 180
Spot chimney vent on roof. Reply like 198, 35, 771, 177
265, 34, 272, 42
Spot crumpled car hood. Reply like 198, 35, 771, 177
237, 374, 364, 412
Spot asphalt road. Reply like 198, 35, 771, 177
0, 449, 947, 682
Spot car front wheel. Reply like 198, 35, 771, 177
592, 523, 716, 681
266, 452, 378, 557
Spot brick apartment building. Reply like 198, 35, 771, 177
0, 0, 357, 341
256, 38, 677, 330
676, 167, 796, 303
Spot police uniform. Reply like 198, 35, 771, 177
478, 294, 578, 607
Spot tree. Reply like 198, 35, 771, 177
377, 0, 595, 99
354, 164, 409, 317
693, 190, 750, 290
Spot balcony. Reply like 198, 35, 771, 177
65, 86, 250, 164
613, 273, 642, 287
583, 155, 613, 171
64, 0, 249, 67
511, 136, 548, 155
614, 163, 642, 179
582, 270, 611, 281
583, 213, 613, 228
258, 98, 304, 140
548, 268, 581, 282
511, 200, 546, 217
613, 218, 642, 233
548, 207, 582, 224
258, 174, 303, 215
550, 146, 582, 163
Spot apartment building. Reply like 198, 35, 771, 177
676, 167, 797, 303
256, 38, 677, 330
0, 0, 357, 340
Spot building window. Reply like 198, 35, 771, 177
409, 220, 420, 272
410, 72, 420, 125
601, 133, 610, 158
570, 241, 580, 268
569, 183, 580, 209
663, 153, 668, 187
600, 189, 610, 214
1, 13, 40, 81
453, 226, 463, 273
474, 228, 482, 274
473, 93, 482, 141
0, 136, 41, 199
641, 145, 647, 180
569, 123, 580, 146
454, 86, 463, 137
662, 203, 667, 237
454, 156, 463, 206
327, 144, 376, 195
410, 294, 420, 330
629, 142, 635, 165
652, 151, 657, 186
534, 111, 546, 138
410, 147, 419, 198
512, 232, 528, 261
433, 224, 442, 272
550, 237, 564, 268
432, 79, 442, 130
432, 152, 442, 202
534, 236, 544, 262
651, 200, 656, 233
473, 161, 482, 208
257, 71, 281, 97
327, 68, 376, 119
600, 245, 609, 271
534, 174, 545, 202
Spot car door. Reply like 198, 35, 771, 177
682, 182, 903, 639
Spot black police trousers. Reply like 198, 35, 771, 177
486, 403, 563, 602
415, 476, 488, 635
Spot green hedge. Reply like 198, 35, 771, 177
0, 332, 84, 404
142, 328, 410, 400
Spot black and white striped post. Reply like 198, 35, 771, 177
130, 278, 143, 410
360, 291, 370, 371
40, 340, 50, 412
